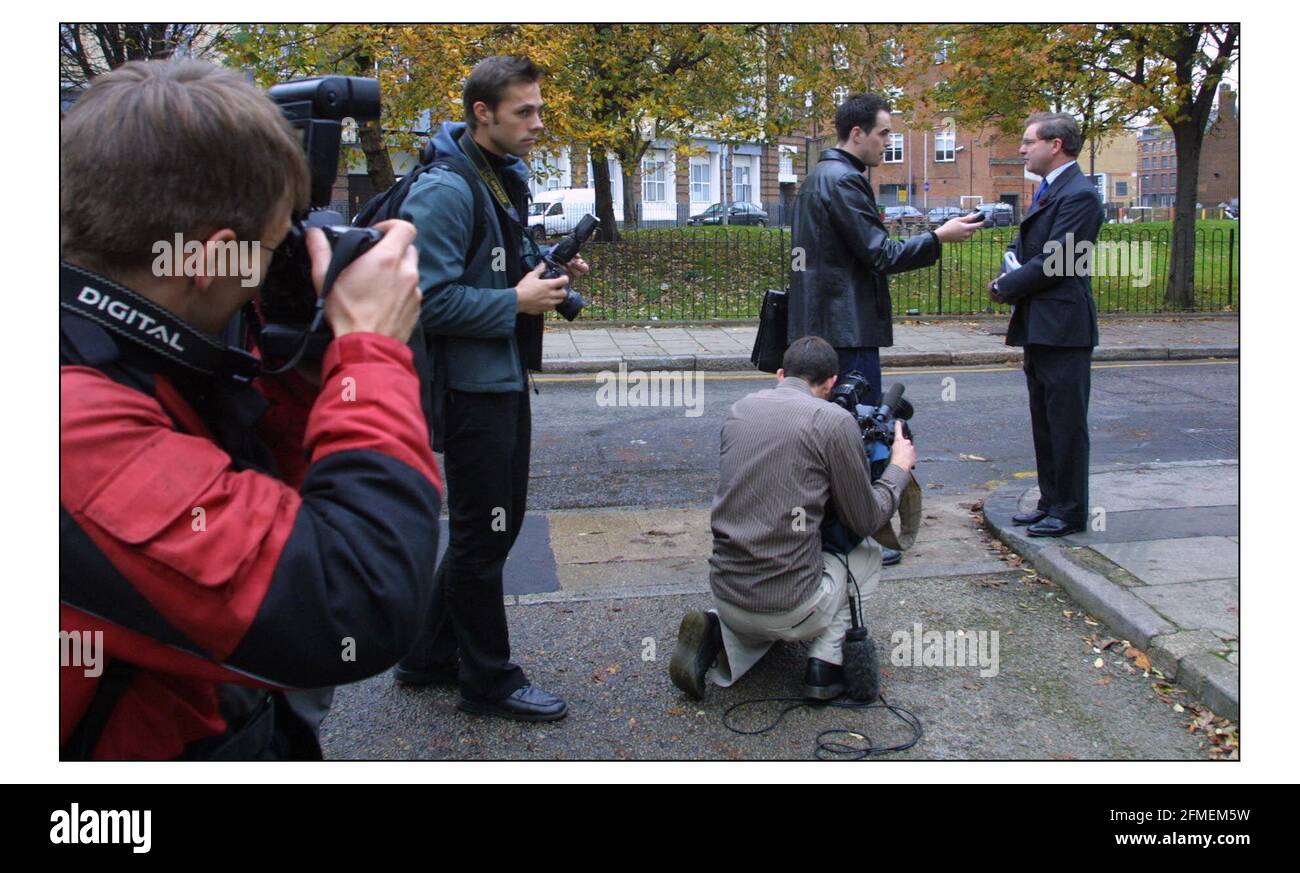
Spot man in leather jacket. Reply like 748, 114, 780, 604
787, 92, 984, 406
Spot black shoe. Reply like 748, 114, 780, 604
457, 685, 568, 722
669, 610, 723, 700
803, 658, 845, 701
392, 659, 459, 686
1027, 516, 1084, 537
881, 547, 902, 566
1012, 509, 1049, 526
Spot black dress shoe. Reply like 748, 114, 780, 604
669, 610, 723, 700
457, 685, 568, 722
1026, 516, 1084, 537
881, 547, 902, 566
392, 659, 459, 686
803, 657, 845, 701
1012, 509, 1049, 526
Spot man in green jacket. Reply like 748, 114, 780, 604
394, 56, 587, 722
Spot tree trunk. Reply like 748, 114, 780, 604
621, 165, 639, 231
1163, 123, 1202, 310
357, 118, 395, 194
591, 149, 619, 242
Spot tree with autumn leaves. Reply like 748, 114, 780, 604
64, 22, 1238, 302
916, 24, 1239, 310
217, 24, 914, 240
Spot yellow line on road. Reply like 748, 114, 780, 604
533, 358, 1237, 383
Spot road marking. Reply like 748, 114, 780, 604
534, 359, 1237, 383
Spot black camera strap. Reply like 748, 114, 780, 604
60, 262, 262, 383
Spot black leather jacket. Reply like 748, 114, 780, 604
787, 148, 941, 348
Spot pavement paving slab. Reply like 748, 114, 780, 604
1093, 536, 1239, 586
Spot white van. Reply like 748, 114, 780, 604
528, 188, 622, 240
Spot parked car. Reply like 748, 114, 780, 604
880, 205, 927, 227
976, 202, 1016, 226
687, 201, 769, 226
926, 206, 965, 225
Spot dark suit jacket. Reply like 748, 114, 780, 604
999, 163, 1103, 348
787, 148, 940, 349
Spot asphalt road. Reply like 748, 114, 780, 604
320, 360, 1238, 760
526, 360, 1239, 510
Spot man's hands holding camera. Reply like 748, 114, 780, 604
516, 262, 571, 315
934, 211, 985, 244
889, 420, 917, 473
307, 219, 421, 341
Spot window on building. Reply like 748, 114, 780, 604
690, 160, 711, 202
833, 85, 850, 107
934, 129, 955, 162
641, 154, 666, 202
885, 133, 904, 163
933, 38, 953, 64
1115, 181, 1128, 197
734, 163, 752, 204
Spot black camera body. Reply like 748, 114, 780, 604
258, 76, 382, 365
529, 213, 598, 321
830, 373, 914, 480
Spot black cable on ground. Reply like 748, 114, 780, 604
722, 694, 923, 760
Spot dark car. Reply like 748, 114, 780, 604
687, 202, 769, 226
926, 206, 964, 225
880, 205, 927, 227
976, 202, 1016, 226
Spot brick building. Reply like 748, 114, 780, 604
1081, 131, 1138, 208
1136, 84, 1238, 209
1198, 84, 1239, 208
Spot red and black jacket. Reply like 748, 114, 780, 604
60, 295, 444, 760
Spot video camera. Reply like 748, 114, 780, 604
257, 76, 384, 369
527, 214, 599, 321
829, 373, 914, 480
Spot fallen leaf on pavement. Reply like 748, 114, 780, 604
1096, 675, 1113, 686
1093, 658, 1105, 668
959, 453, 990, 462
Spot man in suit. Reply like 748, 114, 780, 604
991, 112, 1103, 537
789, 92, 982, 565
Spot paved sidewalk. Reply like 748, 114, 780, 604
541, 316, 1238, 372
983, 461, 1239, 719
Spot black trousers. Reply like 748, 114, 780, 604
1023, 344, 1092, 527
408, 388, 531, 701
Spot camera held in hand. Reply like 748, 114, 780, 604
257, 76, 383, 369
527, 213, 599, 321
830, 373, 914, 480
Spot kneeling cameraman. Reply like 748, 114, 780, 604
60, 60, 443, 759
670, 336, 915, 700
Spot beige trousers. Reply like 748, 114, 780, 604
707, 539, 882, 688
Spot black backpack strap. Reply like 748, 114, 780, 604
354, 148, 489, 263
61, 660, 138, 760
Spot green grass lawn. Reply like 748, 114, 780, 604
568, 220, 1238, 321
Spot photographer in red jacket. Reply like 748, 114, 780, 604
59, 59, 443, 759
